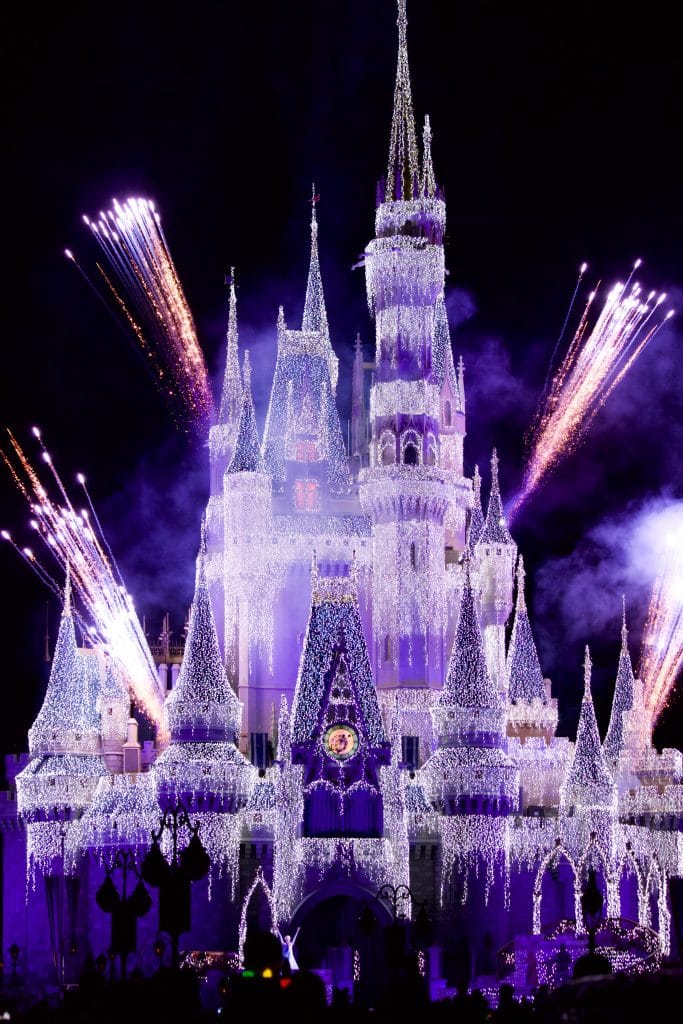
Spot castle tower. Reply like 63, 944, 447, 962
360, 1, 468, 691
506, 555, 558, 742
475, 449, 517, 695
16, 573, 105, 884
222, 350, 278, 750
424, 557, 518, 918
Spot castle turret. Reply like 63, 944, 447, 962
506, 555, 558, 742
16, 575, 106, 881
467, 464, 485, 551
475, 449, 517, 695
154, 525, 253, 884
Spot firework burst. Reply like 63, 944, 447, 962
639, 517, 683, 726
75, 197, 214, 433
1, 428, 165, 730
510, 263, 673, 519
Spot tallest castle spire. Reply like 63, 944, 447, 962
386, 0, 420, 201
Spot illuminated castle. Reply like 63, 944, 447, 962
2, 0, 681, 997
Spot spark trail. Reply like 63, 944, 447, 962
80, 198, 213, 433
510, 265, 673, 519
1, 429, 165, 730
639, 512, 683, 726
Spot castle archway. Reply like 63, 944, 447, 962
289, 882, 393, 996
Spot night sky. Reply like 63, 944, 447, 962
2, 1, 681, 757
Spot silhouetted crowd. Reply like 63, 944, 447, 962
1, 931, 682, 1024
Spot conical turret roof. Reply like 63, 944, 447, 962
164, 528, 241, 740
563, 647, 615, 807
226, 351, 266, 475
440, 559, 501, 710
479, 449, 515, 546
603, 599, 636, 765
507, 556, 546, 702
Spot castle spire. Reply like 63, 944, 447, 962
479, 448, 514, 545
421, 114, 436, 198
164, 521, 241, 740
27, 568, 100, 756
563, 646, 614, 806
507, 555, 546, 702
603, 597, 636, 766
386, 0, 420, 202
457, 354, 466, 413
302, 185, 329, 340
440, 557, 500, 709
467, 465, 485, 551
218, 268, 242, 424
226, 351, 266, 475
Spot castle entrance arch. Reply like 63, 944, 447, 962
290, 882, 393, 1000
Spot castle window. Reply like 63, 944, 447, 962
379, 431, 396, 466
402, 735, 419, 769
443, 400, 452, 426
401, 429, 421, 466
384, 635, 393, 662
425, 434, 437, 466
295, 440, 318, 462
249, 732, 270, 770
294, 479, 320, 511
410, 541, 417, 569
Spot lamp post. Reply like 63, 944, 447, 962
573, 867, 612, 978
141, 801, 210, 972
95, 849, 151, 980
361, 884, 431, 974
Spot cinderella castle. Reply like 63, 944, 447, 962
1, 0, 681, 999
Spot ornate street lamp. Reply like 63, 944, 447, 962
95, 850, 151, 979
141, 801, 210, 972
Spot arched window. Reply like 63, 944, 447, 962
425, 434, 437, 466
379, 431, 396, 466
401, 430, 421, 466
443, 400, 452, 426
410, 541, 417, 569
384, 635, 393, 662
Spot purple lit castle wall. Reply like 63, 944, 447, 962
1, 0, 681, 997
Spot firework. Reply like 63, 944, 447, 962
640, 522, 683, 725
1, 429, 165, 730
510, 264, 673, 519
78, 197, 213, 432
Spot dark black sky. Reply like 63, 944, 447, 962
1, 1, 682, 754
